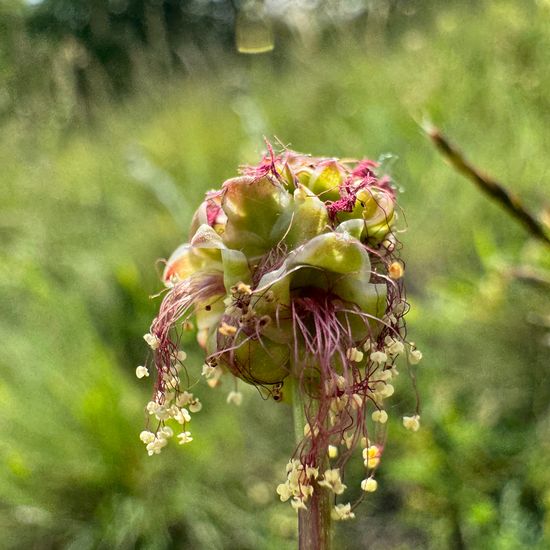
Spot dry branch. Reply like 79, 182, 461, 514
423, 123, 550, 248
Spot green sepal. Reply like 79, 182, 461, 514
307, 161, 343, 201
333, 278, 387, 340
221, 176, 291, 258
220, 333, 290, 384
335, 189, 395, 243
162, 243, 223, 284
289, 232, 371, 275
196, 295, 226, 335
281, 162, 297, 192
221, 249, 251, 294
335, 219, 365, 241
250, 288, 293, 344
255, 232, 372, 301
270, 189, 329, 249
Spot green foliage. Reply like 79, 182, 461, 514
1, 0, 550, 547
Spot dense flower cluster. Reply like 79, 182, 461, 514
139, 144, 421, 518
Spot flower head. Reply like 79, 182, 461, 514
139, 143, 419, 518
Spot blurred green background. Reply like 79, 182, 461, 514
1, 0, 550, 548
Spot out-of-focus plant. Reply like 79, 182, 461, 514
426, 122, 550, 348
139, 143, 422, 548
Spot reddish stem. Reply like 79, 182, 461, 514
292, 379, 333, 550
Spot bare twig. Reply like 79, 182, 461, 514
423, 122, 550, 248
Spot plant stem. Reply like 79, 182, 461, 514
292, 379, 333, 550
423, 121, 550, 248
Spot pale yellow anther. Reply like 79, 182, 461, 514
201, 364, 216, 378
158, 426, 173, 439
324, 379, 336, 395
319, 469, 347, 495
276, 483, 292, 502
139, 430, 155, 444
146, 401, 159, 415
332, 503, 355, 521
306, 466, 319, 480
388, 261, 404, 279
328, 445, 339, 458
370, 351, 388, 364
346, 347, 364, 363
219, 322, 237, 337
154, 405, 171, 421
374, 382, 394, 398
409, 347, 423, 365
351, 394, 363, 409
164, 376, 180, 391
382, 237, 396, 252
286, 459, 300, 474
378, 370, 393, 382
236, 282, 252, 295
361, 477, 378, 493
135, 365, 149, 379
335, 375, 347, 391
182, 320, 194, 331
303, 423, 320, 438
291, 497, 307, 511
226, 391, 243, 406
383, 313, 398, 325
363, 445, 381, 469
177, 431, 193, 444
403, 415, 421, 432
164, 390, 176, 403
330, 395, 348, 413
143, 332, 160, 350
302, 484, 314, 499
176, 391, 193, 406
372, 410, 388, 424
189, 398, 202, 413
146, 436, 168, 456
206, 366, 223, 388
384, 336, 405, 357
174, 407, 192, 424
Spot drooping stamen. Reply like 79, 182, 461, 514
149, 273, 225, 401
